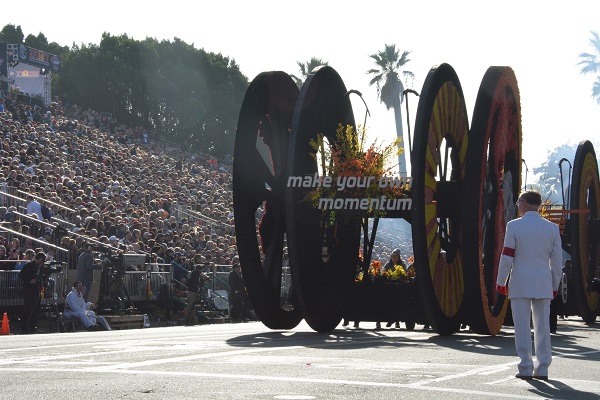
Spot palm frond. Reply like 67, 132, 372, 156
289, 74, 303, 89
368, 73, 384, 87
590, 31, 600, 53
592, 77, 600, 104
579, 32, 600, 76
396, 50, 412, 68
369, 53, 386, 69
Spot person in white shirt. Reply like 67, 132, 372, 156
496, 190, 562, 381
64, 281, 111, 331
26, 195, 44, 220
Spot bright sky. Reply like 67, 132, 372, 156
3, 1, 600, 178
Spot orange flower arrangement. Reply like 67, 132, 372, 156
368, 259, 382, 277
308, 124, 409, 219
355, 259, 384, 282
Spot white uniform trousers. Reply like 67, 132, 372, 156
64, 310, 111, 331
511, 298, 552, 376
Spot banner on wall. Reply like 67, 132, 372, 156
9, 63, 45, 98
9, 44, 60, 73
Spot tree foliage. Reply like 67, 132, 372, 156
577, 31, 600, 105
532, 143, 578, 204
367, 44, 414, 110
0, 24, 24, 44
367, 44, 414, 176
532, 140, 600, 204
2, 25, 248, 157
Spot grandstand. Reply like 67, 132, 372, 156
0, 90, 239, 331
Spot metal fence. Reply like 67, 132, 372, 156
1, 264, 233, 314
0, 270, 67, 309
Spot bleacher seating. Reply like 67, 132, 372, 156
0, 93, 240, 329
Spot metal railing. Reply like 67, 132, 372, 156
0, 270, 67, 308
0, 252, 237, 322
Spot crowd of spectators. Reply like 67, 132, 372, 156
0, 94, 238, 274
368, 219, 413, 264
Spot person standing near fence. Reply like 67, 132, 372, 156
184, 263, 210, 326
77, 243, 96, 302
18, 252, 46, 334
496, 190, 562, 380
171, 252, 188, 289
229, 263, 246, 322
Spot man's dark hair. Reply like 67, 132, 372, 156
73, 280, 82, 287
519, 190, 542, 206
34, 252, 46, 260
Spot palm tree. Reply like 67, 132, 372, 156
367, 44, 414, 176
577, 31, 600, 104
290, 57, 328, 88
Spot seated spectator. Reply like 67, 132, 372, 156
0, 245, 12, 270
16, 249, 35, 270
64, 281, 111, 331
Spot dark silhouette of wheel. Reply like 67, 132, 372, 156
286, 66, 361, 333
233, 71, 303, 329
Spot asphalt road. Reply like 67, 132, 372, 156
0, 318, 599, 400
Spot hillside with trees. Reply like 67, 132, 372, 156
0, 24, 248, 158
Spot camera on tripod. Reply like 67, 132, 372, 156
36, 261, 63, 280
97, 248, 124, 273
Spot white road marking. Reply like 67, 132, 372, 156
0, 366, 552, 399
1, 325, 598, 400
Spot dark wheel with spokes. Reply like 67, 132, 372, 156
286, 66, 361, 332
570, 140, 600, 324
412, 63, 469, 335
462, 67, 522, 335
233, 71, 303, 329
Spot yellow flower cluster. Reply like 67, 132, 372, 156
384, 264, 415, 282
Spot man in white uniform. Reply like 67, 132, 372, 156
64, 281, 111, 331
496, 190, 562, 380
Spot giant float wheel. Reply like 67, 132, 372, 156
462, 67, 522, 335
412, 63, 470, 335
570, 140, 600, 323
232, 71, 303, 329
286, 66, 361, 332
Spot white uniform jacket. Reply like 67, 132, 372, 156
496, 211, 563, 299
65, 288, 93, 315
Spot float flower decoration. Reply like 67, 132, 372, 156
355, 259, 384, 282
368, 259, 383, 278
384, 264, 409, 282
307, 124, 409, 221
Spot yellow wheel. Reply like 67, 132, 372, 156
412, 63, 469, 335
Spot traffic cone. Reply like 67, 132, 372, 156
1, 312, 10, 335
